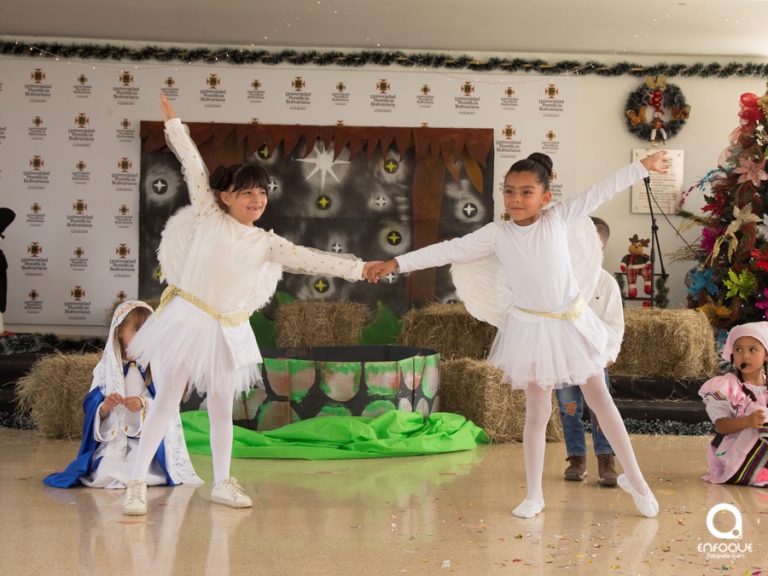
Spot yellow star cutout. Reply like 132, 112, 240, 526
317, 196, 330, 209
384, 160, 397, 173
387, 231, 401, 244
314, 279, 328, 292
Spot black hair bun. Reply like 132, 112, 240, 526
527, 153, 553, 176
209, 165, 231, 191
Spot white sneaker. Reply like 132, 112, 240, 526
512, 499, 545, 518
617, 474, 659, 518
211, 477, 252, 509
123, 478, 148, 516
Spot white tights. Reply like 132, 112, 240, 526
522, 374, 650, 504
130, 363, 235, 486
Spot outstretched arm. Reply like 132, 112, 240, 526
554, 151, 668, 226
160, 93, 219, 219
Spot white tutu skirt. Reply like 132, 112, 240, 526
127, 297, 262, 398
488, 305, 617, 391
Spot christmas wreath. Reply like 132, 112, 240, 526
625, 75, 690, 146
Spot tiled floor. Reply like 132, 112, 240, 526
1, 428, 765, 575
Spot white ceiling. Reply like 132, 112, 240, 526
3, 0, 768, 60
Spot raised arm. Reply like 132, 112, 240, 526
553, 151, 667, 226
160, 94, 219, 220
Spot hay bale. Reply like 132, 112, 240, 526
611, 308, 718, 378
274, 300, 370, 348
398, 303, 497, 360
440, 358, 562, 444
15, 352, 100, 439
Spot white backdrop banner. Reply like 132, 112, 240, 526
0, 57, 578, 326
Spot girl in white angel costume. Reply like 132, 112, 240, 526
371, 151, 668, 518
123, 94, 373, 515
44, 300, 201, 489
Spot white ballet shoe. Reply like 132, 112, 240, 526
512, 499, 545, 518
617, 474, 658, 518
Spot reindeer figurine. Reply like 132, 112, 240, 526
620, 234, 652, 298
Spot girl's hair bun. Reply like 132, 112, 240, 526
527, 153, 553, 176
209, 165, 231, 191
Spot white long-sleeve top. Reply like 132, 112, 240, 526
396, 162, 648, 314
164, 117, 365, 315
396, 162, 647, 363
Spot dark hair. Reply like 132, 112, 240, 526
506, 153, 553, 192
590, 216, 610, 244
209, 163, 270, 211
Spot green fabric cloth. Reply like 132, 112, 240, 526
181, 410, 489, 460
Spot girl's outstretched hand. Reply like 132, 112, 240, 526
363, 261, 384, 283
160, 92, 177, 122
367, 260, 398, 283
640, 150, 668, 174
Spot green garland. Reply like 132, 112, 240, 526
3, 40, 768, 77
625, 80, 689, 142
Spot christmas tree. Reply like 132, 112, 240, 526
678, 84, 768, 328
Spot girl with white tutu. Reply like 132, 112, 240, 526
123, 94, 375, 515
44, 300, 201, 490
370, 151, 667, 518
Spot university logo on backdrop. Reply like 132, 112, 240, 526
455, 81, 480, 115
332, 81, 349, 106
371, 79, 395, 113
25, 156, 50, 189
162, 76, 179, 100
201, 73, 226, 107
70, 113, 95, 147
114, 71, 139, 105
26, 68, 51, 102
247, 78, 265, 104
74, 73, 92, 98
286, 77, 310, 110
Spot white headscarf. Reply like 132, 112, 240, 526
91, 299, 153, 396
722, 321, 768, 361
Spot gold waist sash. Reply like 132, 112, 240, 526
155, 285, 250, 327
515, 293, 586, 323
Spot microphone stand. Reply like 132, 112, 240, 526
643, 176, 667, 307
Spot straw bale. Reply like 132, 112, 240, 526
611, 308, 718, 378
398, 303, 497, 360
274, 300, 370, 348
15, 352, 100, 439
440, 358, 562, 444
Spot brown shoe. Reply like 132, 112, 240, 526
597, 454, 618, 487
564, 456, 586, 481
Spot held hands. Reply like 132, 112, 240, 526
160, 92, 177, 122
640, 150, 668, 174
366, 260, 398, 283
363, 261, 383, 283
